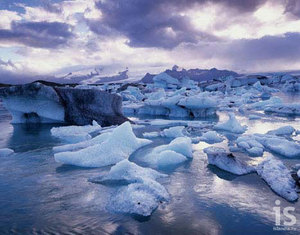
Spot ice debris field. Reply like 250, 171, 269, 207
24, 71, 300, 217
2, 71, 300, 218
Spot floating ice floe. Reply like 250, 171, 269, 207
264, 103, 300, 116
236, 135, 264, 157
144, 137, 193, 168
267, 126, 295, 136
108, 179, 170, 216
256, 157, 298, 202
143, 126, 187, 139
54, 122, 151, 167
214, 113, 247, 134
51, 120, 101, 143
0, 148, 14, 157
161, 126, 185, 138
91, 159, 167, 184
200, 131, 224, 144
91, 160, 169, 216
204, 147, 255, 175
248, 96, 282, 110
254, 134, 300, 158
53, 132, 111, 153
143, 132, 160, 138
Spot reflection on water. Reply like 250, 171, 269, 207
0, 101, 300, 234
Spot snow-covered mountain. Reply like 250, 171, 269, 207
56, 68, 130, 84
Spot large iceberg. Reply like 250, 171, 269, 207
0, 82, 65, 123
0, 82, 128, 126
54, 122, 151, 167
256, 157, 298, 202
204, 147, 255, 175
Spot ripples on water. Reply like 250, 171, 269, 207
0, 101, 300, 235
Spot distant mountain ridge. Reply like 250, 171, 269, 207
140, 66, 240, 83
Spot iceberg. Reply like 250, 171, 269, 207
214, 113, 247, 134
236, 135, 264, 157
256, 157, 298, 202
91, 159, 167, 184
145, 89, 166, 100
135, 93, 218, 118
120, 86, 144, 102
1, 83, 65, 123
267, 126, 295, 136
53, 132, 111, 153
264, 103, 300, 116
248, 96, 282, 110
200, 131, 224, 144
0, 82, 128, 126
0, 148, 14, 157
143, 132, 160, 138
204, 147, 255, 175
177, 93, 218, 118
255, 134, 300, 158
144, 137, 193, 168
152, 72, 180, 89
161, 126, 185, 138
51, 120, 101, 143
54, 122, 152, 167
108, 179, 170, 216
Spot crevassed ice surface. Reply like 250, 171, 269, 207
1, 93, 300, 234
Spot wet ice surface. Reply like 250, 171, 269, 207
1, 100, 300, 234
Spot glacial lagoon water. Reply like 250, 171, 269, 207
1, 100, 300, 235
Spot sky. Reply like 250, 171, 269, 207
1, 0, 300, 83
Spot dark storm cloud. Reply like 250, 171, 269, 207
181, 32, 300, 69
224, 33, 300, 62
88, 0, 267, 48
285, 0, 300, 17
0, 21, 73, 48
